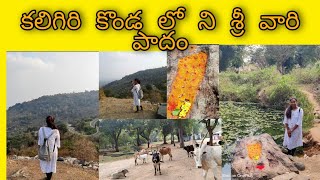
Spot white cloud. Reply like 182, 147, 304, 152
99, 52, 167, 85
7, 52, 99, 108
7, 53, 55, 72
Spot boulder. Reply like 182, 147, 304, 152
12, 155, 17, 160
272, 172, 298, 180
65, 157, 78, 164
10, 167, 29, 178
17, 156, 25, 160
93, 165, 99, 171
57, 157, 64, 161
79, 159, 90, 166
73, 159, 80, 165
292, 175, 310, 180
293, 162, 305, 171
232, 134, 300, 180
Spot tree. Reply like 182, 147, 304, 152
129, 120, 144, 147
170, 122, 175, 144
220, 46, 236, 71
220, 46, 245, 71
177, 120, 185, 148
139, 120, 158, 148
160, 119, 173, 144
265, 46, 296, 74
100, 120, 128, 152
250, 46, 267, 68
295, 46, 320, 67
199, 119, 219, 146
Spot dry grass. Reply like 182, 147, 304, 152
7, 159, 98, 180
99, 97, 159, 119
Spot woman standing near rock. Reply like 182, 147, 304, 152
38, 116, 61, 180
283, 97, 303, 156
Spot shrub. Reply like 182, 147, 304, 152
265, 80, 298, 109
57, 123, 68, 134
290, 65, 320, 84
265, 80, 314, 132
59, 132, 98, 161
238, 85, 259, 102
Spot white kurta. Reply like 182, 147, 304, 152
38, 127, 61, 173
283, 107, 303, 150
131, 84, 141, 106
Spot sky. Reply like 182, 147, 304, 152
99, 52, 167, 86
7, 52, 99, 108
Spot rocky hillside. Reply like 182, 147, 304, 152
7, 91, 98, 134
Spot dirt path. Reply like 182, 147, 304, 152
99, 97, 159, 119
299, 86, 320, 142
299, 87, 320, 114
298, 154, 320, 179
100, 143, 222, 180
309, 123, 320, 143
7, 159, 98, 180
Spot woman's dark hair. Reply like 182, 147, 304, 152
46, 116, 58, 129
134, 78, 141, 84
285, 97, 297, 119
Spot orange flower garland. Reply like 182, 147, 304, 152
246, 142, 262, 161
167, 52, 208, 119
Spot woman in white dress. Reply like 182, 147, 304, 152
283, 97, 303, 156
131, 78, 143, 112
38, 116, 61, 180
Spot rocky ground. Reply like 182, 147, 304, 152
7, 157, 98, 180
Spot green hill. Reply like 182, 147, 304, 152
102, 67, 167, 103
7, 90, 98, 134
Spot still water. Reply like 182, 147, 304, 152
220, 101, 284, 179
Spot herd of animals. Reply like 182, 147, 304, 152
111, 141, 222, 180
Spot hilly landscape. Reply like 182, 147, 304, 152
7, 91, 100, 179
7, 90, 98, 134
101, 67, 167, 103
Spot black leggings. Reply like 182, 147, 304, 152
288, 148, 296, 156
46, 172, 53, 180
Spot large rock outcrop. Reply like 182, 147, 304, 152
231, 133, 305, 179
167, 45, 219, 119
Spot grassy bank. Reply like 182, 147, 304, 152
220, 65, 320, 131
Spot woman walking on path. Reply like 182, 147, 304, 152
283, 97, 303, 156
38, 116, 61, 180
131, 78, 143, 112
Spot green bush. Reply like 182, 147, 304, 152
265, 80, 314, 131
57, 122, 68, 134
290, 65, 320, 84
265, 80, 298, 109
238, 85, 259, 102
75, 120, 96, 135
103, 89, 113, 97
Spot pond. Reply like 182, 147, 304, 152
220, 101, 284, 175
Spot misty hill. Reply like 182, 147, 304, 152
7, 91, 98, 134
101, 67, 167, 103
